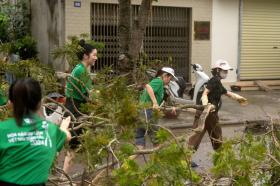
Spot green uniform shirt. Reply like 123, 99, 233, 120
140, 77, 164, 106
0, 90, 7, 106
65, 63, 92, 101
0, 114, 66, 185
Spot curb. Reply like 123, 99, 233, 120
165, 119, 273, 130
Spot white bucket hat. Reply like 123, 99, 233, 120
212, 59, 233, 70
161, 67, 178, 80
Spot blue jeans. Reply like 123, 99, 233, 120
135, 109, 159, 146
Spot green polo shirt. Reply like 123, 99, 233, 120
65, 63, 93, 101
0, 90, 7, 106
0, 114, 66, 185
140, 77, 164, 106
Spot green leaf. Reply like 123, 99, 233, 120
156, 128, 171, 143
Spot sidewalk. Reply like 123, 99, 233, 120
160, 90, 280, 129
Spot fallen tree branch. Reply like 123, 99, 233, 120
271, 120, 280, 149
56, 72, 90, 98
43, 96, 76, 121
53, 166, 74, 186
66, 77, 90, 102
163, 104, 205, 111
268, 153, 280, 166
191, 104, 215, 132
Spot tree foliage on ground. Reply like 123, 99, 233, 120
1, 57, 279, 185
1, 41, 280, 185
49, 37, 280, 184
211, 127, 280, 186
50, 70, 280, 185
0, 1, 279, 185
54, 74, 201, 185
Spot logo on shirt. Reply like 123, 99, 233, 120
6, 120, 52, 147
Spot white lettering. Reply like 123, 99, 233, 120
6, 130, 52, 147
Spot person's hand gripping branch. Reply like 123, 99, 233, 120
60, 116, 72, 141
227, 91, 248, 105
201, 94, 208, 106
201, 88, 216, 112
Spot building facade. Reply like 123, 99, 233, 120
31, 0, 280, 82
64, 0, 212, 82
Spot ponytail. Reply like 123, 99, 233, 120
9, 78, 42, 126
77, 39, 96, 60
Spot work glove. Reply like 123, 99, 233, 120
201, 94, 208, 106
231, 92, 248, 105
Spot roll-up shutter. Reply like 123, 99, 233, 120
240, 0, 280, 80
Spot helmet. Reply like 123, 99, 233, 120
212, 59, 233, 70
161, 67, 178, 80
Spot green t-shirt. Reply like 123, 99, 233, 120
0, 114, 66, 185
0, 90, 7, 106
65, 63, 93, 101
140, 77, 164, 106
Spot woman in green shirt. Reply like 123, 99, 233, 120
63, 39, 98, 174
65, 39, 97, 117
0, 78, 71, 186
136, 67, 177, 149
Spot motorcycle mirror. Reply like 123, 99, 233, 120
193, 64, 203, 71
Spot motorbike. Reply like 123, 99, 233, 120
168, 64, 209, 105
146, 64, 209, 106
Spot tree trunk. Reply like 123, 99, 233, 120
118, 0, 153, 82
128, 0, 153, 82
117, 0, 132, 74
118, 0, 131, 55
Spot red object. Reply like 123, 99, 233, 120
56, 97, 66, 104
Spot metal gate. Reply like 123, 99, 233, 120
91, 3, 190, 81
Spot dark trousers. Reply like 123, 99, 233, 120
188, 110, 222, 151
65, 97, 86, 118
65, 97, 86, 149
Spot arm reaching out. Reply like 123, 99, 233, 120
226, 91, 248, 105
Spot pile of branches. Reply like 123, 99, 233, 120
44, 73, 204, 186
45, 72, 280, 186
1, 58, 279, 185
1, 39, 279, 184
